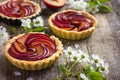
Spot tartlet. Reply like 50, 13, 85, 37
4, 32, 63, 70
0, 0, 41, 20
48, 10, 97, 40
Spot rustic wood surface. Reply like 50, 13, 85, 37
0, 0, 120, 80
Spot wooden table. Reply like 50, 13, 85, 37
0, 0, 120, 80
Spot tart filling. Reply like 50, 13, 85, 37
0, 0, 41, 20
8, 33, 57, 61
48, 10, 97, 40
52, 11, 94, 31
4, 33, 63, 70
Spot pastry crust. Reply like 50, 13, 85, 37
0, 0, 41, 20
48, 10, 98, 40
4, 32, 63, 70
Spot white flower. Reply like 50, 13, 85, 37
80, 73, 89, 80
99, 62, 110, 77
26, 77, 33, 80
0, 26, 9, 45
64, 47, 90, 62
69, 50, 81, 61
103, 63, 110, 74
64, 46, 80, 61
14, 71, 21, 76
78, 50, 90, 63
63, 46, 73, 55
33, 16, 44, 27
91, 54, 104, 67
21, 19, 31, 28
91, 54, 110, 76
75, 43, 79, 48
64, 46, 79, 61
68, 0, 88, 11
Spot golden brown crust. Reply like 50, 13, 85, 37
0, 0, 41, 20
4, 32, 63, 70
48, 10, 98, 40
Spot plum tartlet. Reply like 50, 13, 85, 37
48, 10, 97, 40
0, 0, 41, 20
4, 33, 63, 70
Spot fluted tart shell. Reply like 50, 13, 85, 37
4, 33, 63, 70
0, 0, 41, 20
48, 10, 97, 40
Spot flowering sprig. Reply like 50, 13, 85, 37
21, 16, 47, 33
0, 26, 9, 46
33, 16, 44, 27
91, 54, 110, 77
68, 0, 88, 11
68, 0, 111, 14
54, 46, 110, 80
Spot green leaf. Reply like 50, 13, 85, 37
32, 27, 45, 32
98, 0, 110, 2
60, 78, 66, 80
30, 23, 33, 28
85, 65, 92, 74
99, 5, 112, 12
87, 71, 103, 80
59, 65, 71, 76
9, 27, 16, 34
53, 78, 61, 80
88, 1, 98, 6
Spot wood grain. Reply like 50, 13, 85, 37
0, 0, 120, 80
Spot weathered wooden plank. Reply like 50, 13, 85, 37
110, 0, 120, 18
87, 13, 120, 80
105, 10, 120, 80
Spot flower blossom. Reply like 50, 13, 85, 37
80, 73, 89, 80
33, 16, 44, 27
63, 46, 72, 54
14, 71, 21, 76
64, 47, 90, 63
63, 46, 78, 61
21, 19, 31, 28
91, 54, 104, 67
26, 77, 33, 80
68, 0, 88, 11
0, 26, 9, 45
75, 43, 79, 49
91, 54, 110, 76
99, 62, 110, 77
78, 50, 90, 63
